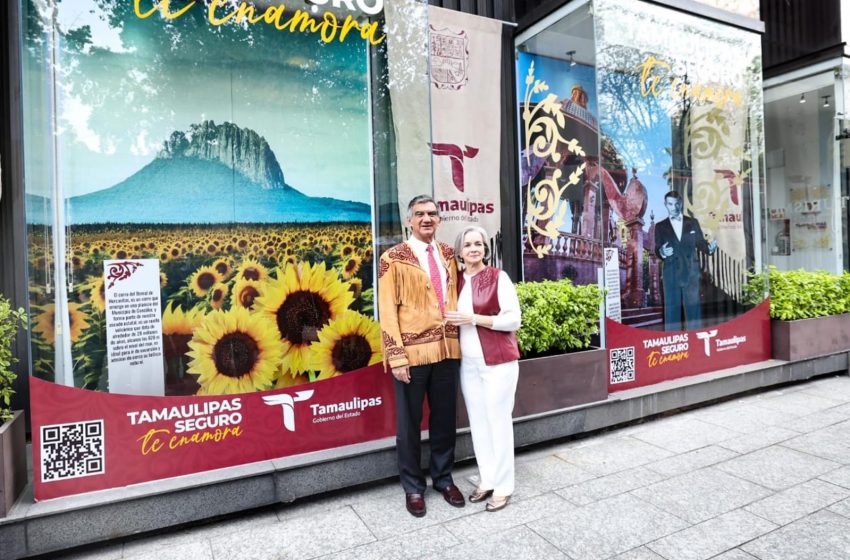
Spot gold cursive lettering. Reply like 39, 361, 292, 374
637, 55, 744, 109
134, 0, 196, 20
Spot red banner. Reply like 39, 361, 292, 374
31, 364, 395, 501
607, 300, 771, 391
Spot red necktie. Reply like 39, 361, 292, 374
426, 245, 445, 313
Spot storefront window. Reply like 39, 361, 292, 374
765, 84, 842, 273
21, 0, 431, 396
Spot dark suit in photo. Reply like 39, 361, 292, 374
654, 215, 713, 331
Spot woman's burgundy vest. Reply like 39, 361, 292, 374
458, 267, 520, 366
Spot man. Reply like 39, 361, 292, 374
378, 194, 464, 517
655, 190, 717, 331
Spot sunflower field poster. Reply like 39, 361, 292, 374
21, 0, 415, 499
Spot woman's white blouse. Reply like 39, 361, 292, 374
456, 270, 522, 358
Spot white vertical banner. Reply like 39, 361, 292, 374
428, 6, 503, 253
104, 259, 165, 396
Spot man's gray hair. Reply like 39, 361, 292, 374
453, 226, 491, 265
406, 194, 439, 219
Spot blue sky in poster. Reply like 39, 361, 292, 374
517, 52, 597, 114
28, 1, 372, 205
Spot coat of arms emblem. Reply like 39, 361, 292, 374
429, 26, 469, 90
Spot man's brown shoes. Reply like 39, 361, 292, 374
405, 493, 426, 517
437, 484, 466, 508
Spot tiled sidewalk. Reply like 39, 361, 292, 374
58, 374, 850, 560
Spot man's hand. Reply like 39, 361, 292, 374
444, 311, 474, 326
392, 365, 411, 384
660, 242, 674, 258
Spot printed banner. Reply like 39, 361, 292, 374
31, 364, 394, 500
607, 300, 770, 390
428, 6, 503, 253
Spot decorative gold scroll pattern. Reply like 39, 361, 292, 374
522, 62, 586, 258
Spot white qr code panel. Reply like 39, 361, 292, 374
40, 420, 105, 483
609, 346, 636, 384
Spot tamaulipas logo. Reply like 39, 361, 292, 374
695, 329, 719, 356
262, 390, 315, 432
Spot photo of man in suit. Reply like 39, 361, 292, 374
655, 190, 717, 331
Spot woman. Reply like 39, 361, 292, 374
444, 226, 521, 512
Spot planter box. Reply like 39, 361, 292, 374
0, 410, 26, 517
772, 313, 850, 361
456, 348, 608, 428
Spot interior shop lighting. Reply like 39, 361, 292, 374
823, 96, 831, 108
566, 50, 576, 66
799, 93, 806, 104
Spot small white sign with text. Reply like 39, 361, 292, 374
603, 248, 622, 323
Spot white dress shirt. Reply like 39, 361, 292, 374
406, 237, 447, 298
671, 215, 683, 240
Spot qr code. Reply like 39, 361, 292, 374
40, 420, 105, 483
610, 346, 636, 384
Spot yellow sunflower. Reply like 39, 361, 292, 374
188, 265, 221, 298
160, 271, 168, 288
340, 255, 362, 280
237, 257, 269, 282
212, 258, 232, 279
272, 370, 310, 389
308, 312, 381, 379
83, 276, 107, 313
187, 307, 283, 395
162, 303, 206, 359
32, 302, 90, 345
231, 278, 262, 310
209, 282, 230, 310
255, 261, 354, 375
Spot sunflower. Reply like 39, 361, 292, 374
212, 258, 232, 279
188, 265, 221, 298
209, 282, 229, 310
273, 370, 310, 389
85, 276, 107, 313
340, 255, 362, 280
231, 278, 262, 310
256, 261, 354, 374
237, 257, 269, 282
307, 312, 381, 379
32, 302, 90, 345
160, 271, 168, 288
187, 307, 283, 394
162, 303, 205, 358
339, 244, 356, 258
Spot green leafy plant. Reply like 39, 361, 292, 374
743, 266, 850, 320
516, 279, 603, 356
0, 294, 27, 421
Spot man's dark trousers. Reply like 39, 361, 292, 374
394, 359, 460, 494
662, 280, 701, 331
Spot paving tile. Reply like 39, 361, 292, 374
752, 391, 844, 417
692, 403, 799, 434
556, 436, 674, 476
782, 422, 850, 464
645, 446, 739, 478
443, 493, 573, 542
716, 426, 800, 454
781, 409, 850, 433
123, 508, 280, 557
556, 466, 666, 506
797, 376, 850, 402
631, 467, 772, 524
744, 479, 850, 525
419, 525, 569, 560
710, 549, 760, 559
126, 541, 214, 560
742, 510, 850, 560
714, 445, 840, 490
59, 542, 124, 560
351, 485, 473, 540
528, 493, 688, 560
318, 524, 460, 560
821, 466, 850, 489
827, 496, 850, 519
209, 506, 374, 560
612, 546, 667, 559
511, 455, 597, 498
646, 509, 776, 560
629, 417, 741, 453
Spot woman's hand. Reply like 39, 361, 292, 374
444, 311, 475, 326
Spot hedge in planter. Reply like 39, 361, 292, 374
515, 278, 603, 357
0, 293, 27, 517
744, 267, 850, 360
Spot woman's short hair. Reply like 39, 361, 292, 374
453, 226, 491, 265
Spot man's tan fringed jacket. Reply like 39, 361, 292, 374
378, 241, 460, 369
